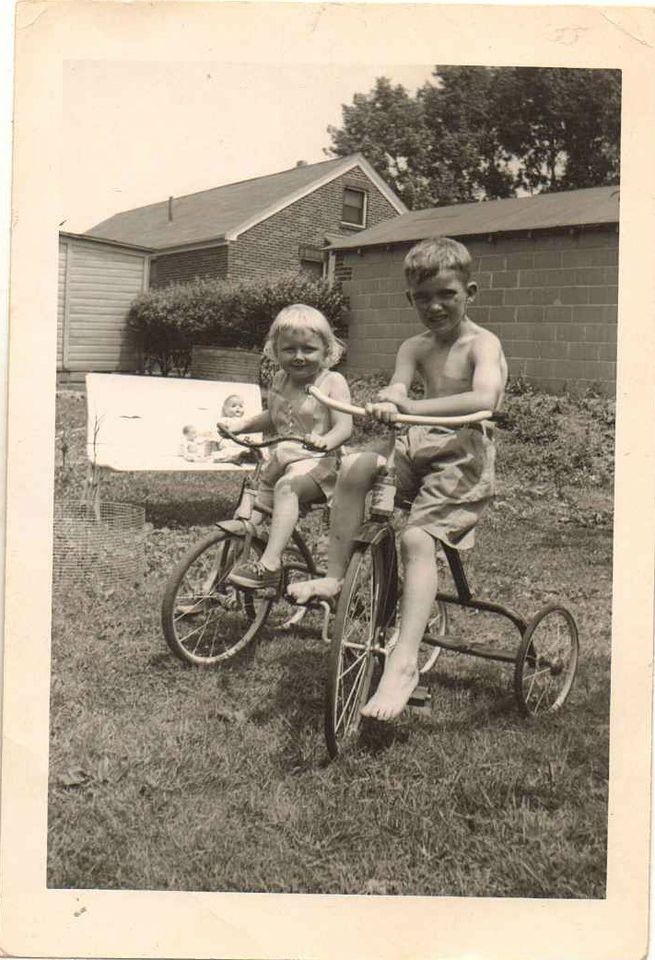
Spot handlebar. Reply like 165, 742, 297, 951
307, 386, 493, 427
216, 423, 326, 453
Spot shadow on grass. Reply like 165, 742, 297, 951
357, 719, 411, 756
146, 500, 227, 529
250, 643, 324, 716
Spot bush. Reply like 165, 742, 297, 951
127, 272, 349, 376
344, 372, 615, 489
500, 390, 615, 489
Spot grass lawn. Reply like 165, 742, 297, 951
48, 387, 613, 897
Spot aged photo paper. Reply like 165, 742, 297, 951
2, 1, 655, 957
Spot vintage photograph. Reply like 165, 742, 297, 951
50, 57, 617, 897
3, 3, 653, 958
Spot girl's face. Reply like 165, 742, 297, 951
275, 328, 327, 382
223, 397, 244, 418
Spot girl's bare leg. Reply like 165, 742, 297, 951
362, 526, 438, 720
288, 452, 383, 603
259, 474, 321, 570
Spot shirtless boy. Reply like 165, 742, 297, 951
290, 236, 508, 719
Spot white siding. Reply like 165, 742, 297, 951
59, 239, 148, 372
57, 240, 68, 369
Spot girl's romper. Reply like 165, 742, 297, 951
254, 368, 342, 511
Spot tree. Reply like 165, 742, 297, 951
493, 68, 622, 193
326, 67, 621, 208
327, 77, 434, 209
418, 66, 515, 203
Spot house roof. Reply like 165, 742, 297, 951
85, 154, 407, 252
328, 185, 620, 251
60, 231, 152, 253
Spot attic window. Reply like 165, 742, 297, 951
342, 187, 367, 228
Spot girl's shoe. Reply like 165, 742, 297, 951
228, 559, 281, 591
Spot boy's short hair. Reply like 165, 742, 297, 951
404, 237, 473, 286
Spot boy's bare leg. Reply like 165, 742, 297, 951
288, 452, 382, 603
362, 526, 438, 720
259, 475, 320, 570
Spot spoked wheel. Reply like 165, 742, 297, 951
324, 542, 388, 758
514, 603, 579, 716
161, 529, 272, 666
386, 597, 448, 674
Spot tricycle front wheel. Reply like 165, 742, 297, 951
161, 529, 271, 666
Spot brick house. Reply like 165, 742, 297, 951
85, 154, 406, 287
56, 155, 405, 380
328, 185, 619, 395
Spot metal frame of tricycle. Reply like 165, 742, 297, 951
431, 542, 528, 665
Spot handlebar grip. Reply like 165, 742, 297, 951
307, 385, 493, 427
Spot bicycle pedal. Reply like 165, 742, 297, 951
408, 686, 432, 711
255, 586, 279, 599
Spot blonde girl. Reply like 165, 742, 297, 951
218, 304, 352, 590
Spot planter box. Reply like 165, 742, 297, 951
191, 346, 262, 384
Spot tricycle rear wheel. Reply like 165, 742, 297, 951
514, 603, 579, 716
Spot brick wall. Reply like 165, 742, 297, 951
341, 228, 618, 396
228, 168, 399, 281
150, 244, 228, 287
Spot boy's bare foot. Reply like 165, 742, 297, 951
361, 648, 419, 721
288, 577, 342, 605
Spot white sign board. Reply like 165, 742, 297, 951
85, 373, 263, 471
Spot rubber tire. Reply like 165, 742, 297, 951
161, 529, 272, 666
514, 603, 579, 716
324, 541, 388, 758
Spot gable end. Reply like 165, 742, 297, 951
226, 155, 407, 240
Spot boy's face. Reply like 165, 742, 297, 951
407, 269, 476, 341
184, 426, 197, 440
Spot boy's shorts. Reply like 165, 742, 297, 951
394, 424, 495, 550
254, 441, 339, 512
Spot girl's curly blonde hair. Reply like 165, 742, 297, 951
262, 304, 344, 369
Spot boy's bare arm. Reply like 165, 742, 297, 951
396, 335, 505, 416
375, 339, 418, 404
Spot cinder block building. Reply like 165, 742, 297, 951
328, 186, 619, 395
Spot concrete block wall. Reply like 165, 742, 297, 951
150, 244, 228, 287
228, 168, 399, 282
342, 228, 618, 396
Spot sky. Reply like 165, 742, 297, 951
61, 61, 436, 233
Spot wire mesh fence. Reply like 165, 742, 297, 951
53, 501, 146, 589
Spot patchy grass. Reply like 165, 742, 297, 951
48, 386, 612, 897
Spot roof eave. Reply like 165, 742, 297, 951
328, 218, 620, 252
149, 236, 229, 255
60, 230, 154, 253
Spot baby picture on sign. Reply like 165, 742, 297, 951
2, 4, 654, 960
85, 374, 261, 471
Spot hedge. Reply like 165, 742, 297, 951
127, 272, 349, 376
